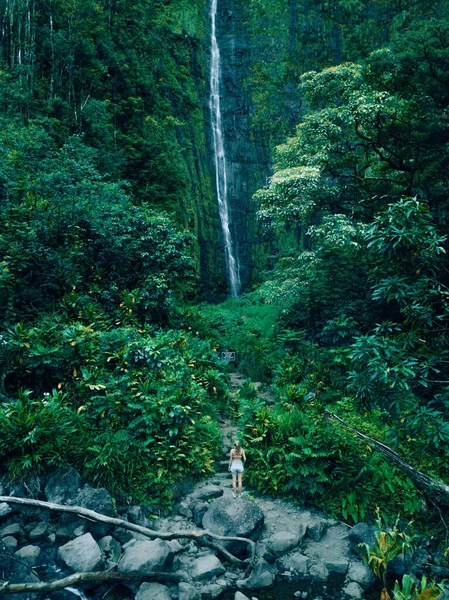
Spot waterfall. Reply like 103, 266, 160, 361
209, 0, 241, 297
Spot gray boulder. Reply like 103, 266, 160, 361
14, 545, 41, 567
118, 539, 173, 574
279, 551, 309, 575
309, 562, 329, 581
72, 485, 115, 537
235, 594, 251, 600
347, 561, 376, 589
201, 582, 227, 598
342, 581, 363, 599
190, 485, 224, 502
306, 520, 327, 541
178, 582, 201, 600
324, 559, 349, 574
0, 502, 14, 519
98, 535, 122, 568
348, 523, 376, 554
268, 529, 302, 557
191, 554, 226, 581
135, 582, 171, 600
202, 497, 264, 552
127, 506, 153, 529
29, 522, 48, 540
2, 535, 18, 549
178, 501, 193, 519
44, 468, 82, 504
1, 523, 21, 537
244, 558, 275, 589
58, 533, 103, 572
193, 502, 209, 526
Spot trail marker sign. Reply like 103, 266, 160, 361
221, 351, 236, 362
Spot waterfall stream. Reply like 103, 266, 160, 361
209, 0, 241, 297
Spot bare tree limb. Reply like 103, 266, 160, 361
0, 496, 254, 568
0, 571, 183, 595
325, 410, 449, 505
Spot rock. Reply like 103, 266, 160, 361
1, 523, 21, 537
58, 533, 103, 572
268, 530, 302, 557
348, 523, 376, 554
234, 594, 250, 600
191, 554, 226, 581
201, 582, 227, 599
98, 535, 122, 567
309, 562, 329, 580
347, 561, 376, 589
113, 527, 136, 545
324, 559, 349, 574
306, 520, 327, 541
2, 535, 18, 548
167, 539, 184, 554
48, 533, 56, 544
178, 501, 193, 519
29, 522, 48, 539
178, 582, 202, 600
72, 485, 115, 537
118, 539, 173, 574
0, 502, 14, 519
202, 497, 264, 552
244, 558, 275, 589
193, 502, 209, 526
135, 582, 171, 600
127, 506, 153, 529
44, 468, 82, 504
190, 485, 224, 502
55, 515, 86, 540
342, 581, 363, 599
279, 551, 309, 575
14, 545, 41, 567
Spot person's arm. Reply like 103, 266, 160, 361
242, 449, 247, 462
228, 450, 233, 470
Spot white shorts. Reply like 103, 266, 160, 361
230, 462, 244, 474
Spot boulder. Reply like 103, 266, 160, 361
118, 539, 173, 574
127, 506, 153, 529
348, 523, 376, 554
244, 558, 275, 589
306, 520, 327, 541
324, 559, 349, 574
58, 533, 103, 572
14, 545, 41, 567
191, 554, 226, 581
309, 562, 329, 581
268, 530, 302, 557
234, 594, 251, 600
178, 582, 201, 600
55, 515, 86, 540
178, 501, 193, 519
72, 485, 115, 537
2, 535, 18, 549
202, 497, 264, 552
98, 535, 122, 568
1, 523, 21, 537
342, 581, 363, 599
193, 502, 209, 526
190, 485, 224, 502
29, 522, 48, 540
44, 468, 82, 504
346, 561, 376, 589
135, 582, 171, 600
0, 502, 14, 519
279, 551, 309, 575
201, 582, 227, 599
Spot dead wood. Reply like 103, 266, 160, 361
325, 410, 449, 506
0, 496, 255, 568
0, 571, 183, 594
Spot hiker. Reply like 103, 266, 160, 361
229, 440, 246, 498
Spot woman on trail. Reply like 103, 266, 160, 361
229, 440, 246, 498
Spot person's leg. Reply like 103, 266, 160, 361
231, 472, 237, 496
237, 472, 243, 495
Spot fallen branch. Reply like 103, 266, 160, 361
0, 571, 183, 594
325, 410, 449, 506
0, 496, 255, 568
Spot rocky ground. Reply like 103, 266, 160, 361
0, 374, 439, 600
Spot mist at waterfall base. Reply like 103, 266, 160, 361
209, 0, 241, 298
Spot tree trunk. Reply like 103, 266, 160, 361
325, 410, 449, 505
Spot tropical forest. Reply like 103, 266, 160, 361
0, 1, 449, 599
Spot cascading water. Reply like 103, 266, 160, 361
209, 0, 241, 297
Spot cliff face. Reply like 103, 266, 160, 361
178, 0, 448, 296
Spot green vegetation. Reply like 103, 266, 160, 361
1, 0, 449, 548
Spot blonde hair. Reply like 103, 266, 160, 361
234, 440, 240, 449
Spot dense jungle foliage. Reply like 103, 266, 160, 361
0, 0, 449, 540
